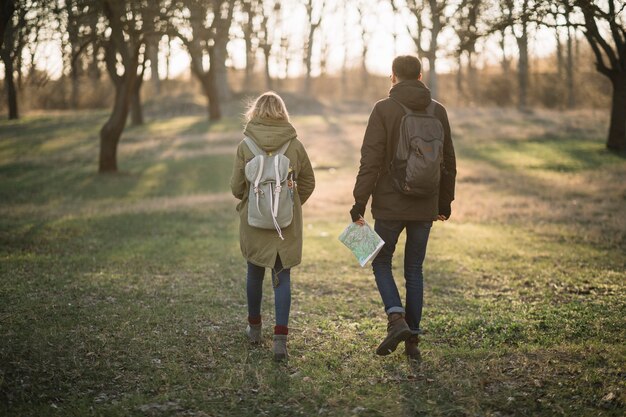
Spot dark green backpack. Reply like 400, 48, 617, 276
389, 98, 444, 197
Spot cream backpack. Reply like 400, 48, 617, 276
243, 137, 294, 240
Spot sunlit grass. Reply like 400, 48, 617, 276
1, 108, 624, 416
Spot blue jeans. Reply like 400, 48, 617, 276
246, 256, 291, 326
372, 220, 432, 333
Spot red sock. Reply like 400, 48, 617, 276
274, 325, 288, 335
248, 316, 261, 325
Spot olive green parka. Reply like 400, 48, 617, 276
230, 117, 315, 269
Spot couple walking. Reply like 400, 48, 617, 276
230, 55, 457, 361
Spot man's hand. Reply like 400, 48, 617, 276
438, 202, 451, 221
350, 202, 365, 224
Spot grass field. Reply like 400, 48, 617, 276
1, 105, 625, 417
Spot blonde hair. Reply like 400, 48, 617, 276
245, 91, 290, 122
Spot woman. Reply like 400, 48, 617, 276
230, 92, 315, 361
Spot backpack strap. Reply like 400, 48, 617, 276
243, 137, 266, 156
275, 139, 292, 156
389, 97, 413, 115
425, 100, 437, 116
391, 97, 438, 117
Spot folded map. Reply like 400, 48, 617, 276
338, 221, 385, 267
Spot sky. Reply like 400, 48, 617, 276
26, 0, 561, 81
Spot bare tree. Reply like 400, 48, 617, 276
55, 0, 97, 109
495, 0, 536, 110
277, 34, 291, 87
240, 0, 260, 91
259, 0, 280, 90
0, 0, 15, 50
453, 0, 483, 101
341, 0, 350, 94
86, 10, 101, 82
145, 25, 161, 95
0, 3, 18, 119
168, 0, 234, 120
392, 0, 450, 99
98, 0, 151, 172
572, 0, 626, 150
564, 5, 576, 108
212, 1, 233, 101
0, 0, 36, 119
495, 0, 511, 75
303, 0, 325, 94
546, 0, 577, 108
128, 4, 163, 126
356, 0, 377, 91
129, 52, 147, 125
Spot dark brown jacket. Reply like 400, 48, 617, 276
353, 80, 456, 221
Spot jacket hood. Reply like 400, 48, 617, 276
389, 80, 432, 111
243, 117, 297, 152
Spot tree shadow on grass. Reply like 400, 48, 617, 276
179, 117, 242, 136
0, 153, 235, 206
460, 134, 625, 173
0, 112, 107, 142
0, 204, 244, 409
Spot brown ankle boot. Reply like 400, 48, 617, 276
273, 335, 288, 361
246, 323, 262, 343
405, 334, 420, 360
376, 312, 413, 356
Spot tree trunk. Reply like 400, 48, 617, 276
88, 15, 100, 81
188, 46, 221, 121
262, 45, 272, 90
164, 36, 171, 81
70, 59, 79, 109
516, 30, 529, 111
555, 28, 563, 77
428, 55, 438, 100
304, 28, 314, 94
88, 45, 101, 81
566, 25, 575, 108
99, 80, 132, 172
212, 41, 231, 101
199, 67, 221, 121
206, 78, 221, 121
15, 46, 22, 89
1, 49, 17, 119
130, 63, 145, 126
244, 33, 254, 91
427, 0, 441, 99
456, 54, 464, 103
1, 9, 17, 120
606, 74, 626, 151
242, 0, 255, 92
130, 86, 144, 126
500, 29, 509, 74
147, 38, 160, 95
0, 0, 15, 51
467, 51, 477, 100
361, 48, 368, 92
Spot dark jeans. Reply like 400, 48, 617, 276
246, 256, 291, 327
372, 220, 432, 333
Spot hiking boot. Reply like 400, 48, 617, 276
376, 312, 413, 356
246, 323, 262, 343
273, 334, 288, 361
405, 334, 420, 360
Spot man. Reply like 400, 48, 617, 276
350, 55, 456, 358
